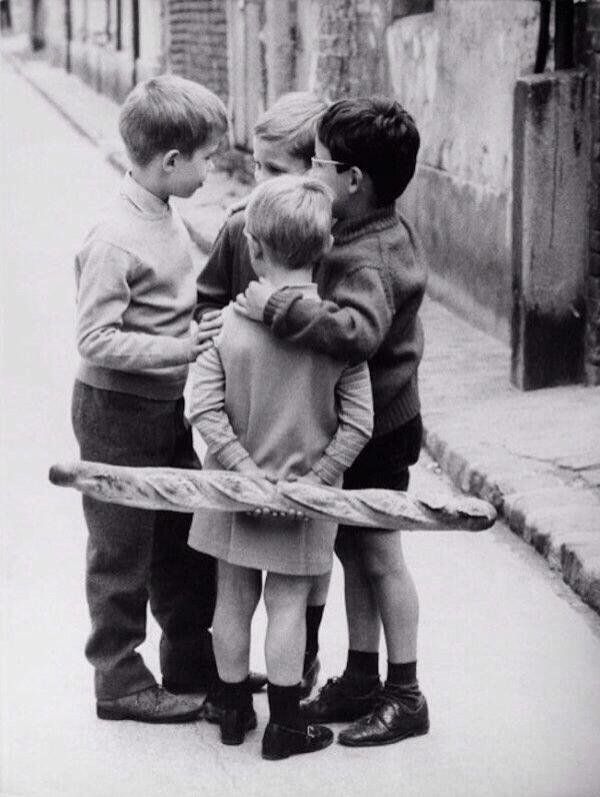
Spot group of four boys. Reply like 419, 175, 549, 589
72, 75, 428, 761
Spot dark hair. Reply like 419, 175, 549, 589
317, 97, 420, 204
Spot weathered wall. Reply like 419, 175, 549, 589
388, 0, 540, 342
166, 0, 228, 100
583, 0, 600, 383
511, 71, 589, 389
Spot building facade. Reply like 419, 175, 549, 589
34, 0, 600, 388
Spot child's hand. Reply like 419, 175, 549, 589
234, 277, 276, 321
297, 471, 327, 486
197, 309, 223, 342
187, 311, 223, 362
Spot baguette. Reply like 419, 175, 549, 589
49, 461, 496, 532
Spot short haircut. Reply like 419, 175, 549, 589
318, 97, 420, 204
119, 75, 228, 166
245, 175, 333, 270
253, 92, 329, 167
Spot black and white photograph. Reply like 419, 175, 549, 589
1, 1, 600, 795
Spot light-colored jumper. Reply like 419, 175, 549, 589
75, 173, 197, 400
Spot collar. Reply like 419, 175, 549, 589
120, 172, 171, 219
333, 204, 396, 244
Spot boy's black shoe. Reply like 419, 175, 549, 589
337, 685, 429, 747
300, 675, 381, 723
261, 721, 334, 760
96, 685, 202, 723
299, 656, 321, 700
164, 670, 267, 696
220, 704, 257, 745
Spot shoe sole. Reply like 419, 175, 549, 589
337, 724, 429, 747
96, 706, 202, 723
261, 734, 334, 761
220, 715, 258, 745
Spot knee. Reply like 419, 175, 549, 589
361, 538, 409, 581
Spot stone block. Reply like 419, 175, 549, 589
512, 71, 589, 389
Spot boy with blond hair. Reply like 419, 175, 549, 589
195, 91, 330, 707
189, 175, 373, 759
72, 75, 227, 723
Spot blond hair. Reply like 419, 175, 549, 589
119, 75, 228, 166
253, 92, 328, 167
245, 175, 333, 270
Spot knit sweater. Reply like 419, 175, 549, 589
75, 173, 197, 400
194, 208, 254, 321
264, 206, 427, 436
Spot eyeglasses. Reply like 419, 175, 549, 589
311, 156, 352, 172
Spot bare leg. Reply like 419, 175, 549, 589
336, 530, 381, 653
361, 531, 418, 662
264, 573, 313, 685
307, 571, 331, 606
212, 560, 261, 682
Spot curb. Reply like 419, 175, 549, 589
424, 430, 600, 614
6, 44, 600, 617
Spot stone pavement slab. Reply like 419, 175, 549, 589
4, 37, 599, 615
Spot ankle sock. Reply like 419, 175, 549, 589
343, 649, 379, 687
305, 604, 324, 664
220, 677, 251, 710
386, 660, 417, 688
267, 682, 304, 730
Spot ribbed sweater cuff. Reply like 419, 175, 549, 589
374, 375, 421, 436
263, 288, 302, 327
214, 440, 252, 471
311, 455, 343, 486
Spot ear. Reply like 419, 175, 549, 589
162, 149, 180, 173
323, 233, 335, 254
245, 231, 265, 261
348, 165, 363, 195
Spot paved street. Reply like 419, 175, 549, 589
2, 62, 600, 797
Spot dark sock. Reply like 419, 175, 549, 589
267, 682, 304, 731
304, 604, 325, 664
343, 649, 379, 686
220, 678, 251, 710
386, 660, 418, 688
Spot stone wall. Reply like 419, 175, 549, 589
165, 0, 228, 101
584, 0, 600, 383
388, 0, 540, 343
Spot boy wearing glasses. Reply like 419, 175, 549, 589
236, 97, 429, 747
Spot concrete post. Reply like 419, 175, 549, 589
511, 70, 589, 390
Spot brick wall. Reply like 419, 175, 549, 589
166, 0, 228, 102
586, 1, 600, 383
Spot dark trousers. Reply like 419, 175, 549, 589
72, 381, 216, 700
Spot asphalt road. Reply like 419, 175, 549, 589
2, 61, 600, 797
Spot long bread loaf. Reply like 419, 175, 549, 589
49, 461, 496, 532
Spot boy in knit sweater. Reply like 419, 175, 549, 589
236, 97, 429, 747
72, 76, 229, 723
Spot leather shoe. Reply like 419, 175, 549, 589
299, 657, 321, 699
202, 672, 267, 723
164, 669, 267, 696
220, 704, 257, 745
300, 676, 381, 723
262, 721, 334, 760
96, 685, 202, 723
337, 686, 429, 747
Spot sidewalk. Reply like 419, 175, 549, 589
4, 38, 599, 615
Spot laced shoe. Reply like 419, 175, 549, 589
262, 721, 334, 760
96, 685, 202, 723
337, 684, 429, 747
300, 675, 381, 723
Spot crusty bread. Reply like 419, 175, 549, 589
49, 461, 496, 531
